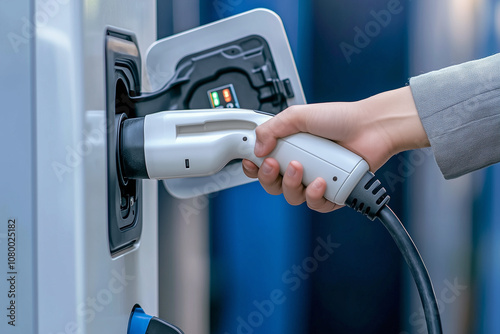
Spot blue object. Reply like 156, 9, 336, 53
128, 306, 184, 334
128, 307, 153, 334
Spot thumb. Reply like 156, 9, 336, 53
254, 106, 305, 157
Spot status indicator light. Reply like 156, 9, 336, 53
211, 92, 220, 107
207, 84, 239, 109
223, 88, 232, 103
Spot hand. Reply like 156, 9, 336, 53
242, 86, 429, 213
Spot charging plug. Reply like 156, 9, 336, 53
120, 109, 442, 334
128, 306, 184, 334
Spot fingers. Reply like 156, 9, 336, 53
257, 158, 283, 196
242, 159, 259, 178
242, 159, 338, 212
244, 159, 305, 203
280, 163, 337, 211
304, 178, 338, 213
282, 161, 306, 205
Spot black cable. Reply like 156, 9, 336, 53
346, 172, 442, 334
377, 206, 442, 334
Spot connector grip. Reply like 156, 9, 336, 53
251, 132, 370, 205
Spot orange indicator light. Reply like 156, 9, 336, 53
223, 88, 232, 103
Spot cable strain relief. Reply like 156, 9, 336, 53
345, 171, 390, 221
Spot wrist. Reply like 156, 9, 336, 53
360, 86, 430, 155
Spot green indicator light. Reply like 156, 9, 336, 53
211, 92, 220, 107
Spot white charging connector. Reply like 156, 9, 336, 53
121, 108, 369, 205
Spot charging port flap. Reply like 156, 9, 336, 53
143, 9, 306, 199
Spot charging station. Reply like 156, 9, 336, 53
1, 4, 305, 334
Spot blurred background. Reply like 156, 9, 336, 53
156, 0, 500, 333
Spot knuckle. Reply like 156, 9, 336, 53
266, 187, 283, 196
282, 176, 299, 189
289, 200, 305, 206
255, 126, 265, 138
284, 193, 305, 206
242, 166, 258, 179
262, 176, 283, 196
306, 198, 322, 210
307, 201, 329, 213
307, 202, 320, 211
243, 170, 257, 178
285, 104, 300, 115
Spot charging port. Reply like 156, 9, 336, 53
105, 27, 143, 254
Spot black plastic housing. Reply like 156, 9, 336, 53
132, 35, 293, 116
345, 172, 390, 221
105, 27, 143, 254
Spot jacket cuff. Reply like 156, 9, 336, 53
409, 54, 500, 179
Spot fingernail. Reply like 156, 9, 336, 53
312, 178, 323, 189
262, 161, 273, 174
286, 165, 296, 177
255, 140, 264, 156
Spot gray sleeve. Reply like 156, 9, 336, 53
409, 53, 500, 179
